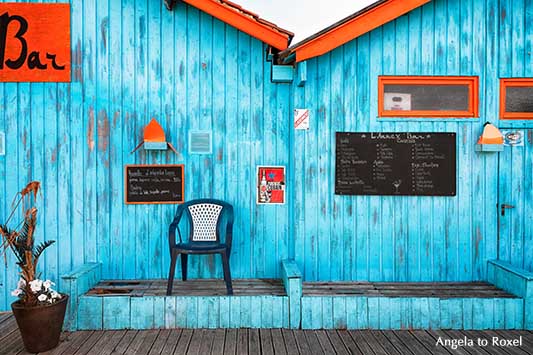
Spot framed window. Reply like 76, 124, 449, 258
378, 76, 479, 118
500, 79, 533, 119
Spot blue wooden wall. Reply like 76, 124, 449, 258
0, 0, 291, 310
291, 0, 533, 282
1, 0, 533, 312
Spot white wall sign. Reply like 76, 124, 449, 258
384, 93, 412, 111
294, 109, 310, 130
502, 130, 524, 146
0, 131, 4, 156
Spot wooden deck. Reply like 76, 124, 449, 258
302, 281, 516, 298
87, 279, 286, 296
1, 313, 533, 355
86, 279, 514, 298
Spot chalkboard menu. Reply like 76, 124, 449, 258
335, 132, 456, 196
125, 165, 184, 204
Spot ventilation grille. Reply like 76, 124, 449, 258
189, 131, 212, 154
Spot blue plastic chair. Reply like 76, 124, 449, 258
166, 199, 234, 295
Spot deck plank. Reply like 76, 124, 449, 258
148, 329, 171, 355
349, 330, 378, 355
133, 329, 160, 355
293, 330, 311, 355
304, 330, 325, 355
211, 329, 226, 355
159, 329, 182, 355
73, 331, 106, 355
112, 330, 138, 355
43, 331, 95, 355
270, 329, 287, 355
314, 330, 335, 354
198, 329, 216, 355
359, 330, 390, 355
248, 329, 261, 355
337, 330, 364, 355
259, 329, 274, 355
172, 329, 193, 355
185, 329, 204, 355
325, 330, 349, 355
236, 328, 248, 355
223, 329, 237, 355
390, 331, 430, 355
368, 330, 404, 355
281, 329, 298, 355
86, 330, 126, 355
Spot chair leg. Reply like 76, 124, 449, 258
167, 250, 177, 296
181, 253, 188, 281
221, 250, 233, 295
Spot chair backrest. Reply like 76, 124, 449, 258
180, 199, 233, 244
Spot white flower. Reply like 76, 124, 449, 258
51, 291, 61, 299
37, 294, 48, 302
11, 289, 22, 297
17, 278, 26, 289
29, 279, 43, 293
43, 280, 55, 290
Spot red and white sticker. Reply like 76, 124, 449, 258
294, 109, 309, 130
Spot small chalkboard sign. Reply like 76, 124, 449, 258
125, 165, 184, 204
335, 132, 456, 196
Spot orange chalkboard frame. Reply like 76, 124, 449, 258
0, 3, 71, 82
124, 164, 185, 205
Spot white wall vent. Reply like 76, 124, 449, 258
189, 131, 212, 154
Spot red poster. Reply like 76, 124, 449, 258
0, 3, 71, 82
257, 166, 285, 204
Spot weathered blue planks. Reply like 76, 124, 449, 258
60, 263, 102, 330
300, 295, 524, 330
76, 294, 290, 330
0, 0, 533, 328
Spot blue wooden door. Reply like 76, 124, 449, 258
498, 130, 533, 270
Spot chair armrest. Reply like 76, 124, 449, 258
225, 205, 234, 252
168, 206, 184, 248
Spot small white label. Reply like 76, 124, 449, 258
502, 130, 524, 146
0, 131, 4, 156
384, 93, 412, 111
294, 109, 309, 130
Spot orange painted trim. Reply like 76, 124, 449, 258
125, 164, 185, 205
0, 3, 71, 82
294, 0, 430, 62
500, 78, 533, 120
378, 76, 479, 118
182, 0, 290, 50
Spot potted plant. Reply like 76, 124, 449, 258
0, 181, 68, 353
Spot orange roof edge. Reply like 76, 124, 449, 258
288, 0, 430, 63
181, 0, 293, 50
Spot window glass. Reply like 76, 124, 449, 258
505, 86, 533, 113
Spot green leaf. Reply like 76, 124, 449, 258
33, 240, 55, 261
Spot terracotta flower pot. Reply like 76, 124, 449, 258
11, 294, 69, 353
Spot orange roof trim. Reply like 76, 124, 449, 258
281, 0, 430, 63
166, 0, 293, 50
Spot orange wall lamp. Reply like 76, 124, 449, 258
131, 118, 178, 154
475, 122, 504, 152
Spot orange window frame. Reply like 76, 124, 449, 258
500, 78, 533, 119
378, 76, 479, 118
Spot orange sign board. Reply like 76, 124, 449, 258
0, 3, 70, 82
